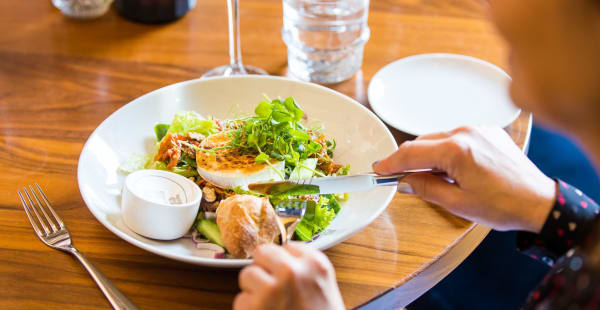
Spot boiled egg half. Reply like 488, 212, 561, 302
195, 132, 284, 189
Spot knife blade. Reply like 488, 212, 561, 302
248, 169, 446, 196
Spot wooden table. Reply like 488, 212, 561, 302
0, 0, 530, 309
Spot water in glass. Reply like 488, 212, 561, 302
283, 0, 370, 83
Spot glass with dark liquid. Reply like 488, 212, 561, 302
115, 0, 196, 23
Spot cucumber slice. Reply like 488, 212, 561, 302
196, 220, 224, 248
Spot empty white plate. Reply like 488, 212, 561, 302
368, 53, 521, 136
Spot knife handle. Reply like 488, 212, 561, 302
372, 169, 447, 186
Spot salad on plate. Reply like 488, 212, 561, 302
121, 96, 349, 259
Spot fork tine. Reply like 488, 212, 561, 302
28, 185, 58, 232
19, 188, 50, 236
23, 187, 51, 236
34, 184, 65, 229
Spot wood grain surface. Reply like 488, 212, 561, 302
0, 0, 528, 309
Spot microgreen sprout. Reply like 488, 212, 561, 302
228, 96, 325, 178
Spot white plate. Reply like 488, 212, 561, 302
368, 53, 521, 136
77, 76, 398, 268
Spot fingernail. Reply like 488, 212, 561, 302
372, 160, 380, 168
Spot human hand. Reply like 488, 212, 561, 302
234, 243, 345, 310
374, 126, 556, 233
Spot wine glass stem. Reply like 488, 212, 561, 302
227, 0, 246, 73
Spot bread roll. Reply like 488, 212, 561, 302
216, 195, 284, 258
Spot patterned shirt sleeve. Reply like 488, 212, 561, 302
516, 179, 600, 265
522, 248, 600, 309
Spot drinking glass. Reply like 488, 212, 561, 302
202, 0, 268, 77
282, 0, 370, 83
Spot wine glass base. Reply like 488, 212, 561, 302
202, 65, 268, 78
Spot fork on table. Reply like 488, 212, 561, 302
18, 184, 138, 310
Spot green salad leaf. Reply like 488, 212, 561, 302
142, 111, 216, 178
166, 111, 217, 137
154, 124, 170, 141
294, 195, 337, 241
118, 154, 153, 174
322, 194, 341, 213
145, 158, 198, 178
336, 164, 350, 176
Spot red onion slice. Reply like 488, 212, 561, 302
214, 252, 226, 259
195, 242, 225, 253
193, 242, 226, 258
191, 231, 210, 245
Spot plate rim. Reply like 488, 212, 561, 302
77, 75, 398, 268
367, 53, 521, 136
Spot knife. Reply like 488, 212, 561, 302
248, 168, 446, 196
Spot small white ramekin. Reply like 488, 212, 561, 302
121, 169, 201, 240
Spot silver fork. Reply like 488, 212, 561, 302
275, 199, 314, 245
18, 184, 138, 310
